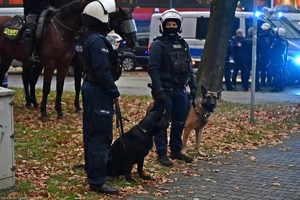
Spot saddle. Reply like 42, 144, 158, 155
2, 7, 56, 41
2, 15, 24, 40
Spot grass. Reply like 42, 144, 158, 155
0, 88, 299, 199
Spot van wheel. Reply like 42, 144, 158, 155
121, 57, 135, 71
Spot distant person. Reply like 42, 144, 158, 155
230, 29, 250, 91
257, 23, 274, 90
268, 28, 288, 91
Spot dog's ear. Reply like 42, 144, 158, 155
201, 86, 207, 97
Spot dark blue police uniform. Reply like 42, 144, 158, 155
230, 35, 251, 90
269, 35, 288, 91
82, 33, 120, 186
148, 34, 196, 158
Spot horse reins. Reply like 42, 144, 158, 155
50, 10, 80, 41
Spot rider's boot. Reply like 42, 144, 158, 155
23, 14, 38, 62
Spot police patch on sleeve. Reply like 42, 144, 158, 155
173, 44, 182, 49
101, 48, 109, 53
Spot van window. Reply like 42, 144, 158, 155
196, 17, 209, 40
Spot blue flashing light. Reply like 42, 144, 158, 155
144, 50, 148, 55
254, 11, 263, 18
294, 55, 300, 66
277, 12, 283, 18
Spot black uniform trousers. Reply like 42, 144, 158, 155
82, 80, 114, 186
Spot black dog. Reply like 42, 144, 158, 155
108, 108, 167, 182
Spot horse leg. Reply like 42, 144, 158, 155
40, 64, 55, 121
55, 64, 68, 119
73, 55, 82, 113
22, 60, 33, 108
30, 62, 43, 108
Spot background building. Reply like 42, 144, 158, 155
0, 0, 22, 7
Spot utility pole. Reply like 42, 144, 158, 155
250, 0, 257, 124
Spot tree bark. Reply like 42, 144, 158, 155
197, 0, 239, 93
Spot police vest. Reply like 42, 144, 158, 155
157, 36, 191, 86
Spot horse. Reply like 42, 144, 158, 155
0, 0, 137, 120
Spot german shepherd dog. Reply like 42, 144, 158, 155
108, 106, 168, 183
182, 86, 221, 153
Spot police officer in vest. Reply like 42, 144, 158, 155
23, 0, 50, 55
148, 9, 197, 167
81, 0, 119, 194
269, 27, 288, 91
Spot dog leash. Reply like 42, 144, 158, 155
114, 98, 125, 136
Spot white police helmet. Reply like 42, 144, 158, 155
83, 0, 116, 23
159, 9, 183, 33
261, 23, 271, 31
275, 27, 286, 36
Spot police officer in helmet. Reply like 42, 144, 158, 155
23, 0, 50, 56
269, 27, 288, 91
81, 0, 119, 194
148, 9, 197, 167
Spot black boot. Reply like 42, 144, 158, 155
170, 152, 193, 163
90, 183, 119, 194
158, 155, 173, 167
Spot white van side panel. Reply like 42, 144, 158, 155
182, 17, 197, 38
0, 7, 23, 16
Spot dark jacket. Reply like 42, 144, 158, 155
83, 33, 120, 98
23, 0, 49, 15
230, 35, 248, 63
148, 34, 196, 92
270, 35, 288, 66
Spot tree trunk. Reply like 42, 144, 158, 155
197, 0, 239, 94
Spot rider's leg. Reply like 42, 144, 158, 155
23, 14, 38, 57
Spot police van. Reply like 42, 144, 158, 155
149, 11, 300, 83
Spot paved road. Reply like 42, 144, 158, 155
7, 74, 300, 104
125, 133, 300, 200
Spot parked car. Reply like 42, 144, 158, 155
119, 32, 149, 71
